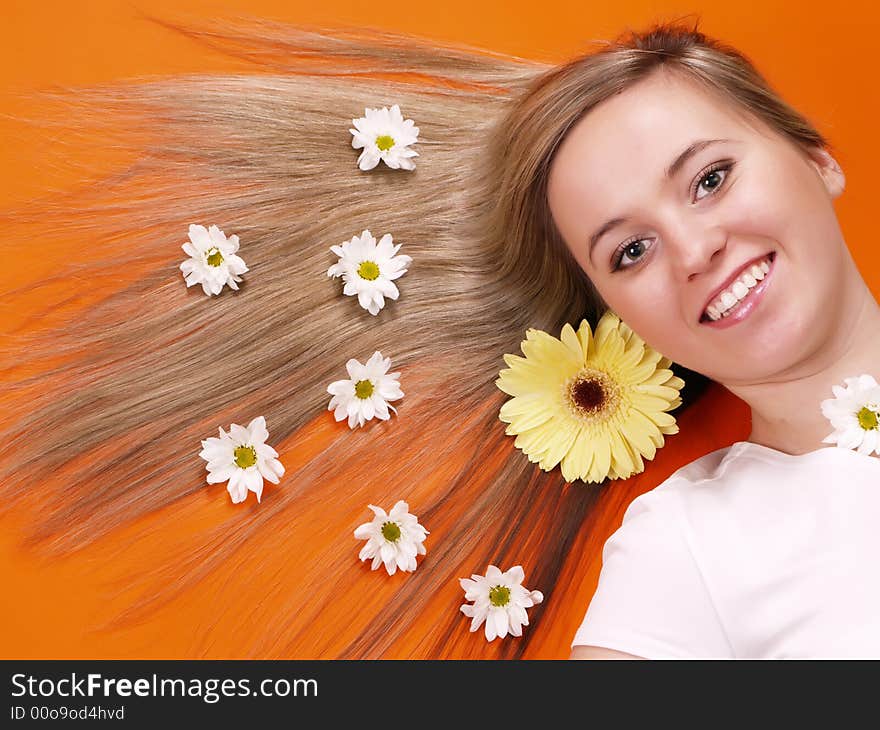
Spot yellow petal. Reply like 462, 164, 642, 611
590, 434, 612, 482
514, 419, 569, 462
593, 310, 620, 344
575, 319, 593, 357
637, 347, 664, 370
497, 361, 570, 396
608, 426, 637, 476
630, 391, 677, 413
538, 416, 581, 470
642, 367, 675, 387
560, 426, 593, 482
637, 383, 682, 401
524, 327, 572, 357
560, 322, 586, 362
620, 409, 659, 459
620, 358, 661, 385
499, 396, 558, 431
647, 410, 677, 429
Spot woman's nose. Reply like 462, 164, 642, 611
665, 220, 728, 282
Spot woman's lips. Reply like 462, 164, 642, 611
700, 252, 776, 329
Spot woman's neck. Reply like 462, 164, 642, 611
727, 288, 880, 456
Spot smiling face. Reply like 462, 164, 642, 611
547, 69, 850, 387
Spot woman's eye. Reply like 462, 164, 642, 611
694, 162, 733, 201
613, 238, 652, 270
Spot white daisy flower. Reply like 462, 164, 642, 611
179, 223, 249, 296
349, 104, 420, 171
327, 229, 412, 316
327, 351, 404, 429
198, 416, 285, 504
353, 500, 429, 575
821, 374, 880, 455
459, 565, 544, 642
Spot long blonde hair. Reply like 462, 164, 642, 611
0, 16, 831, 657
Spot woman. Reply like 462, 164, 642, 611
1, 17, 875, 659
550, 51, 880, 659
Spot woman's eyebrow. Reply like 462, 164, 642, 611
587, 137, 737, 261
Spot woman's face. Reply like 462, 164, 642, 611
547, 70, 849, 387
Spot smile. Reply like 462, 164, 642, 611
700, 252, 776, 327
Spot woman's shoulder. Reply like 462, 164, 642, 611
619, 441, 790, 522
622, 442, 742, 515
627, 440, 880, 525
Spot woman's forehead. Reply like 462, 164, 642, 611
550, 73, 752, 193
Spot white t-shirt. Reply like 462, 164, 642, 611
570, 441, 880, 658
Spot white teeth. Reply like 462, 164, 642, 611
704, 254, 774, 321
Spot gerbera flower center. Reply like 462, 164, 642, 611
381, 521, 401, 542
355, 379, 374, 399
489, 585, 511, 607
357, 260, 381, 281
565, 368, 622, 421
375, 134, 395, 151
205, 247, 224, 267
857, 406, 879, 431
233, 444, 257, 469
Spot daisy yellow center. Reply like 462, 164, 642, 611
375, 134, 395, 151
489, 585, 511, 607
857, 406, 879, 431
234, 445, 257, 469
357, 260, 381, 281
381, 521, 401, 542
355, 379, 374, 399
565, 368, 622, 422
205, 247, 224, 267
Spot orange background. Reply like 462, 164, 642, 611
2, 0, 878, 658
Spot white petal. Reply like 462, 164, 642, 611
342, 280, 358, 296
247, 416, 268, 442
389, 500, 409, 518
859, 428, 878, 455
357, 289, 374, 311
228, 423, 249, 444
345, 358, 365, 380
358, 149, 380, 171
206, 465, 235, 484
492, 608, 510, 639
257, 458, 282, 484
484, 614, 498, 642
485, 565, 503, 582
838, 428, 864, 450
188, 224, 211, 249
244, 467, 263, 493
504, 565, 525, 585
227, 471, 247, 503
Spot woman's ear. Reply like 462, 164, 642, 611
808, 147, 845, 199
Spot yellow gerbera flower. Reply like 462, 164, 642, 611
495, 312, 684, 483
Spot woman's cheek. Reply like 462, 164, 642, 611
604, 273, 686, 357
